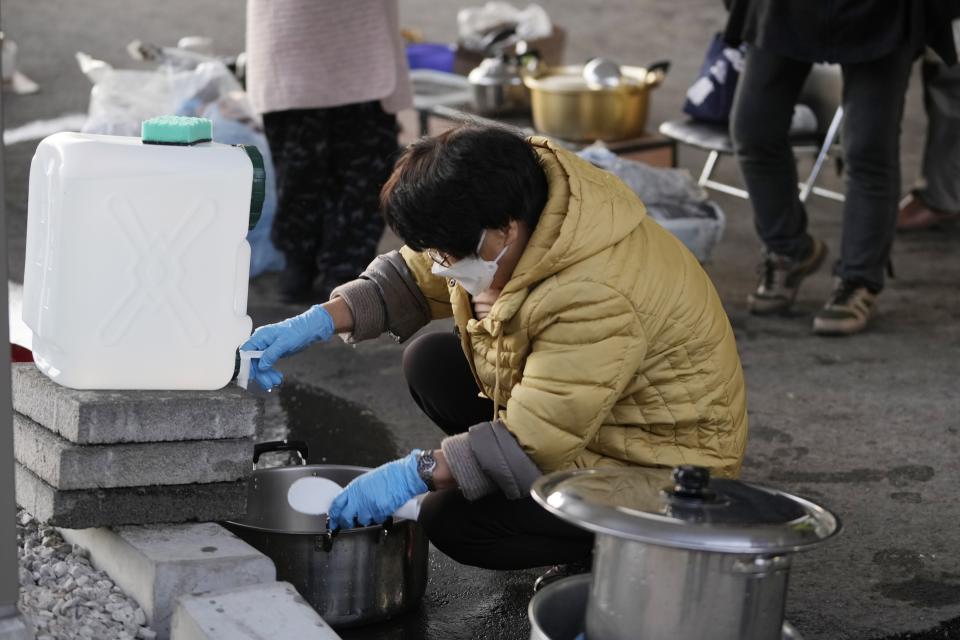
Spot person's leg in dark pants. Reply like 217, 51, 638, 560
732, 48, 827, 315
834, 46, 916, 290
402, 331, 493, 435
263, 108, 334, 301
418, 489, 593, 570
918, 61, 960, 215
813, 45, 916, 336
402, 332, 593, 570
732, 48, 813, 259
320, 101, 400, 295
899, 60, 960, 230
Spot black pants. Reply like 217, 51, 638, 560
404, 332, 593, 570
263, 101, 399, 288
732, 45, 915, 291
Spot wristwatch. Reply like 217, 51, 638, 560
415, 449, 438, 491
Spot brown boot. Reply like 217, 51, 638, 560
897, 193, 960, 231
747, 238, 828, 316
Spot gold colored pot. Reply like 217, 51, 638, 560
523, 61, 670, 142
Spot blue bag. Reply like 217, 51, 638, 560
682, 33, 747, 124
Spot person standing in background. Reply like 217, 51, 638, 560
726, 0, 958, 336
246, 0, 412, 302
898, 52, 960, 231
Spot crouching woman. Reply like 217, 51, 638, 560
243, 126, 748, 577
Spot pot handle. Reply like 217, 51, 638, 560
644, 59, 671, 88
480, 25, 518, 55
315, 527, 338, 553
252, 439, 309, 468
313, 518, 391, 553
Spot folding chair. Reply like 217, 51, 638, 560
659, 63, 845, 203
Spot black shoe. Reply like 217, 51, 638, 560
279, 259, 318, 304
533, 559, 591, 593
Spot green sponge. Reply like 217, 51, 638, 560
141, 116, 213, 145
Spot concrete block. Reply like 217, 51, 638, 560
0, 615, 32, 640
15, 464, 247, 528
59, 523, 276, 640
13, 413, 252, 490
171, 582, 340, 640
11, 364, 261, 444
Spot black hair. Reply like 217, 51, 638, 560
381, 125, 549, 258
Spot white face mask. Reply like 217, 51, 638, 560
430, 230, 510, 296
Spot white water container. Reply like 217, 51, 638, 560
23, 117, 264, 390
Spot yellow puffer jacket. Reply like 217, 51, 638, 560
400, 137, 748, 478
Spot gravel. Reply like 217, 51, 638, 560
16, 509, 158, 640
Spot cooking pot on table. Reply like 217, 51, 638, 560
224, 440, 429, 628
467, 27, 537, 116
468, 53, 531, 115
531, 465, 840, 640
523, 60, 670, 142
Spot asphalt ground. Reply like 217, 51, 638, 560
3, 2, 959, 639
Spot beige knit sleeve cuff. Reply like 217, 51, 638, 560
440, 433, 498, 501
329, 278, 388, 343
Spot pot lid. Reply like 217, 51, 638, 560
582, 57, 623, 88
469, 55, 522, 86
531, 466, 841, 554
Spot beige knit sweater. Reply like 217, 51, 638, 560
245, 0, 412, 115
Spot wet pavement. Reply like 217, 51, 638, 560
337, 561, 538, 640
254, 380, 539, 640
4, 1, 960, 638
280, 382, 401, 468
257, 377, 960, 640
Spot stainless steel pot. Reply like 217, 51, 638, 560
468, 53, 531, 115
465, 25, 532, 116
224, 441, 429, 628
528, 573, 590, 640
532, 466, 840, 640
527, 575, 804, 640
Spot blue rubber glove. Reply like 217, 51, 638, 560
327, 451, 428, 530
240, 305, 336, 391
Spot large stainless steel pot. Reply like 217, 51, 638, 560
527, 575, 804, 640
523, 60, 670, 141
532, 466, 840, 640
224, 441, 429, 628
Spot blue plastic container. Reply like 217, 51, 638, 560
406, 43, 456, 73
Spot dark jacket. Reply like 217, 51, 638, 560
724, 0, 956, 65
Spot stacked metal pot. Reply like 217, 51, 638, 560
529, 465, 841, 640
224, 441, 429, 628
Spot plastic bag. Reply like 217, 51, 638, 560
199, 99, 284, 277
577, 145, 725, 262
76, 52, 284, 276
457, 2, 552, 51
77, 52, 246, 136
682, 33, 747, 124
